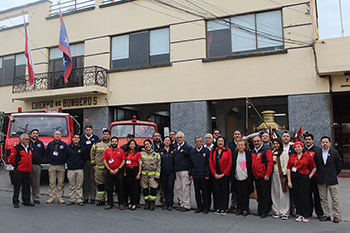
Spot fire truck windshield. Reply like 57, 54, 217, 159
111, 124, 156, 138
9, 116, 69, 137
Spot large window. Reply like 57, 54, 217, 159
207, 10, 283, 58
49, 43, 85, 72
111, 28, 170, 69
0, 53, 26, 86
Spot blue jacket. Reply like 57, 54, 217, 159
174, 141, 192, 172
80, 134, 99, 162
159, 147, 176, 174
189, 146, 211, 178
46, 140, 68, 165
29, 139, 45, 165
67, 142, 85, 170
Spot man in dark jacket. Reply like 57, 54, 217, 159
189, 137, 210, 214
9, 133, 34, 208
304, 133, 323, 219
314, 136, 342, 223
29, 129, 45, 204
80, 125, 99, 204
174, 131, 193, 211
46, 131, 68, 204
66, 134, 86, 206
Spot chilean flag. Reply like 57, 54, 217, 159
24, 16, 35, 85
58, 9, 72, 84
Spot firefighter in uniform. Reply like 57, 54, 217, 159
90, 129, 111, 206
140, 139, 161, 210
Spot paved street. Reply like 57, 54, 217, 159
0, 166, 349, 233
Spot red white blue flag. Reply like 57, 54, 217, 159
59, 7, 72, 84
24, 15, 35, 85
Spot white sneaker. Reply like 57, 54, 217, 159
295, 216, 303, 222
303, 217, 310, 222
272, 214, 280, 219
281, 215, 288, 220
214, 209, 220, 215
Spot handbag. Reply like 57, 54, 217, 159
276, 156, 287, 193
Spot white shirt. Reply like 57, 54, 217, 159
283, 144, 290, 152
254, 144, 263, 153
204, 143, 214, 151
177, 141, 185, 150
196, 146, 203, 152
21, 143, 29, 154
85, 134, 93, 140
322, 149, 329, 165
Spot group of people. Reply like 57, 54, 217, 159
9, 125, 342, 223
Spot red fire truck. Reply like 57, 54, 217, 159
110, 116, 157, 147
0, 107, 80, 184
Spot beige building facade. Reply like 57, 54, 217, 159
0, 0, 349, 167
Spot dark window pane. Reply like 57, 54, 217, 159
15, 64, 26, 77
208, 29, 231, 57
54, 59, 64, 72
0, 68, 2, 84
150, 53, 169, 65
112, 59, 129, 69
129, 31, 149, 67
3, 56, 15, 85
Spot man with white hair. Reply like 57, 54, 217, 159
9, 133, 34, 208
204, 133, 214, 151
174, 132, 193, 211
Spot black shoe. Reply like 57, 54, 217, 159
33, 200, 40, 204
180, 207, 191, 212
260, 214, 267, 218
194, 209, 203, 213
66, 201, 75, 206
96, 201, 105, 206
243, 211, 248, 216
203, 210, 209, 214
83, 199, 88, 204
255, 213, 261, 216
23, 202, 35, 207
175, 206, 182, 211
89, 200, 95, 204
14, 203, 19, 208
236, 210, 243, 215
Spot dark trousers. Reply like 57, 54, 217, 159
207, 176, 214, 210
255, 177, 271, 215
291, 172, 310, 218
194, 177, 209, 211
213, 176, 230, 211
309, 177, 323, 218
161, 172, 176, 207
13, 171, 31, 205
106, 171, 124, 206
126, 167, 140, 205
235, 178, 250, 212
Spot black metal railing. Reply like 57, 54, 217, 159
49, 0, 95, 16
12, 66, 107, 94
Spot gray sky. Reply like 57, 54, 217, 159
0, 0, 349, 39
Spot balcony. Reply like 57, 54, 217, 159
12, 66, 108, 100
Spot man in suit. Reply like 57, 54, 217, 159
314, 136, 342, 223
281, 131, 296, 217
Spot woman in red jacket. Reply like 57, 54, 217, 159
209, 136, 232, 216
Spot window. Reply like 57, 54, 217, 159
207, 10, 283, 58
0, 53, 26, 86
111, 28, 170, 69
49, 43, 85, 72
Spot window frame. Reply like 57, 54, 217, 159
206, 9, 284, 58
0, 53, 26, 86
110, 27, 170, 70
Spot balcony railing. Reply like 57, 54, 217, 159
12, 66, 107, 94
49, 0, 96, 17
